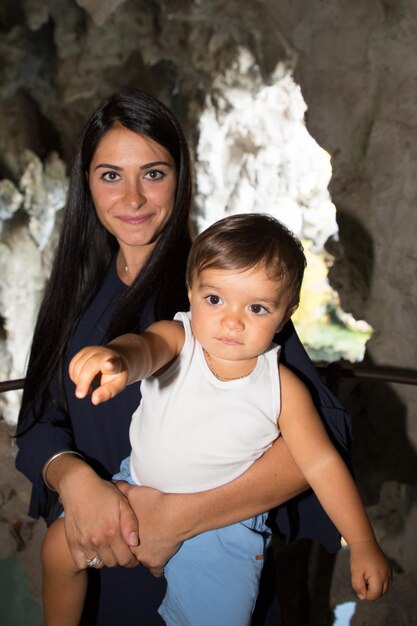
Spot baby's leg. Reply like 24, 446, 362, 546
41, 518, 88, 626
159, 514, 270, 626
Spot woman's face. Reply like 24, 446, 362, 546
88, 125, 177, 252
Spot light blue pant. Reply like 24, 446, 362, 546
114, 457, 271, 626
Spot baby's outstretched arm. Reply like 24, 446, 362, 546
69, 321, 184, 404
278, 364, 392, 600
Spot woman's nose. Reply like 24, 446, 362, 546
124, 183, 146, 210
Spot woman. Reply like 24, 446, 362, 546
16, 88, 351, 625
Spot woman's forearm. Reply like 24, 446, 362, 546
44, 451, 94, 494
179, 436, 308, 539
122, 437, 308, 572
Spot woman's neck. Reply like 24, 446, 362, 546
116, 246, 153, 286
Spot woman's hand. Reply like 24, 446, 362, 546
116, 482, 184, 577
48, 454, 140, 569
349, 540, 392, 600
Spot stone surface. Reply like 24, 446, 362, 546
0, 421, 45, 612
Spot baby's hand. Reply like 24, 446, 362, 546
349, 539, 392, 600
69, 346, 129, 404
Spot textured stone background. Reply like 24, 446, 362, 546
0, 1, 416, 623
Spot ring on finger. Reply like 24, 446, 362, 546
85, 554, 102, 568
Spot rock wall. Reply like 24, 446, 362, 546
0, 0, 416, 623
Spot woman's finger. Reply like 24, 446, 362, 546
62, 477, 140, 569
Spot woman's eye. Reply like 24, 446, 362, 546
249, 304, 268, 315
205, 295, 222, 306
101, 171, 120, 182
145, 169, 164, 180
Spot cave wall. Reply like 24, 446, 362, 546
0, 0, 416, 621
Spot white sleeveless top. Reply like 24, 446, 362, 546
129, 311, 281, 493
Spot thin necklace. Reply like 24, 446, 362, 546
203, 349, 253, 381
117, 252, 128, 274
117, 252, 129, 274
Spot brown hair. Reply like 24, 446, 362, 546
186, 213, 306, 310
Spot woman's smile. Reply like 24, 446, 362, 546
116, 212, 154, 225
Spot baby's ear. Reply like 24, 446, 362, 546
287, 304, 299, 319
276, 304, 298, 333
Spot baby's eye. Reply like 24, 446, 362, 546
145, 169, 165, 181
249, 304, 268, 315
205, 295, 223, 306
101, 171, 120, 182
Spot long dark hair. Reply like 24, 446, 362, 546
17, 88, 192, 433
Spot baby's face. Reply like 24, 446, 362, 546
188, 265, 296, 377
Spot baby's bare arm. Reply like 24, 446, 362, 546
278, 365, 392, 599
69, 321, 184, 404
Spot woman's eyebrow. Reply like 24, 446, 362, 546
93, 160, 172, 171
140, 160, 172, 169
93, 163, 122, 171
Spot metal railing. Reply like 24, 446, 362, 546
0, 378, 26, 393
316, 362, 417, 394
